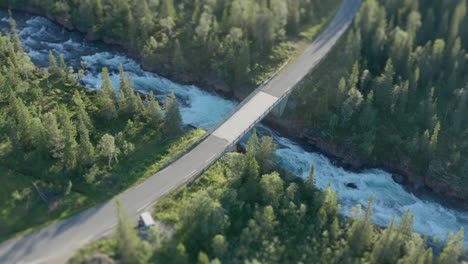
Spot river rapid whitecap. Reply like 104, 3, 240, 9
1, 10, 466, 244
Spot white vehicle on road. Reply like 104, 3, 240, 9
138, 212, 155, 229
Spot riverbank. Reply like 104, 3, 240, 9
263, 115, 468, 211
0, 4, 338, 100
0, 5, 259, 99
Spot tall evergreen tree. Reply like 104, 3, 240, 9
42, 112, 65, 159
164, 91, 182, 136
346, 197, 374, 256
49, 51, 59, 76
57, 106, 78, 170
115, 199, 148, 264
77, 116, 94, 167
98, 68, 118, 121
146, 91, 163, 129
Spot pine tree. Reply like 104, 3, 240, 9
449, 0, 467, 44
375, 59, 395, 111
371, 216, 400, 263
58, 106, 78, 170
243, 153, 260, 202
306, 165, 316, 190
115, 199, 147, 264
59, 54, 67, 77
346, 197, 374, 257
198, 252, 210, 264
48, 51, 59, 76
8, 14, 23, 53
340, 86, 363, 126
146, 91, 163, 129
246, 128, 259, 156
118, 89, 128, 115
437, 228, 465, 264
77, 116, 95, 167
118, 65, 134, 115
319, 186, 340, 227
256, 136, 277, 173
164, 91, 182, 136
259, 172, 284, 208
101, 67, 117, 101
453, 87, 467, 132
348, 62, 360, 88
212, 235, 227, 258
172, 39, 186, 72
429, 121, 441, 151
11, 97, 42, 150
42, 112, 65, 159
72, 90, 93, 130
98, 68, 118, 121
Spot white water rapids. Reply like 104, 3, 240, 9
1, 10, 466, 244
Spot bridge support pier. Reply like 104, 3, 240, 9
271, 94, 290, 117
226, 143, 238, 153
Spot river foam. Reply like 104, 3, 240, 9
251, 124, 468, 244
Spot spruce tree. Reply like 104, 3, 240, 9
59, 54, 67, 77
58, 106, 78, 171
147, 91, 163, 129
437, 228, 465, 264
115, 199, 147, 264
43, 112, 65, 159
306, 165, 316, 190
77, 116, 95, 167
48, 51, 59, 76
98, 68, 118, 121
346, 197, 374, 257
164, 91, 182, 136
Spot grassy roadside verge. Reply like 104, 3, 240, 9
0, 129, 205, 243
241, 1, 342, 98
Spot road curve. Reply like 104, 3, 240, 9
0, 1, 361, 263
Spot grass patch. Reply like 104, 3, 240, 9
0, 129, 204, 242
68, 239, 118, 264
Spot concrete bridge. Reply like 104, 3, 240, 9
0, 1, 362, 263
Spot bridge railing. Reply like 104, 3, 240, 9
159, 60, 289, 170
185, 72, 301, 184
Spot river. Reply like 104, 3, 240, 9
1, 10, 466, 245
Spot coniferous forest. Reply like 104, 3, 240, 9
289, 0, 468, 201
0, 0, 467, 263
0, 23, 199, 239
0, 0, 340, 93
71, 133, 466, 264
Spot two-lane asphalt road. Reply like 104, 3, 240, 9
0, 0, 361, 263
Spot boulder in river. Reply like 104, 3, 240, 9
345, 182, 358, 189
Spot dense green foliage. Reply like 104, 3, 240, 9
289, 0, 468, 199
70, 133, 467, 264
0, 0, 340, 93
0, 23, 197, 240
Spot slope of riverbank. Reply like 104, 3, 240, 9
0, 0, 341, 98
263, 116, 468, 211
